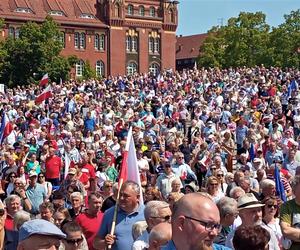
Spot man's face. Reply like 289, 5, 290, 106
71, 197, 82, 208
7, 199, 21, 214
18, 235, 61, 250
53, 199, 64, 210
149, 207, 172, 229
239, 207, 262, 226
175, 204, 220, 249
40, 208, 53, 222
88, 196, 103, 214
119, 185, 139, 213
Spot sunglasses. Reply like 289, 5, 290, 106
267, 204, 278, 209
65, 236, 83, 244
38, 176, 45, 178
151, 215, 171, 222
217, 174, 224, 177
105, 185, 112, 188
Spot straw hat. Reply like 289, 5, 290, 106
237, 193, 265, 210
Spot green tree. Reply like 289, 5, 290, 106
268, 10, 300, 68
0, 16, 77, 86
82, 60, 96, 79
198, 12, 270, 68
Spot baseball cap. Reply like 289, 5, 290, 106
29, 171, 37, 178
19, 219, 66, 242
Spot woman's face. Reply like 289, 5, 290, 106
171, 182, 181, 192
264, 201, 278, 217
63, 230, 83, 250
53, 211, 66, 228
71, 197, 82, 209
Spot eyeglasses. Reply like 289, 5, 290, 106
267, 204, 278, 209
184, 215, 221, 232
217, 174, 224, 177
65, 236, 83, 245
15, 182, 21, 185
178, 157, 184, 159
209, 183, 219, 186
105, 185, 112, 188
151, 215, 171, 222
38, 176, 45, 178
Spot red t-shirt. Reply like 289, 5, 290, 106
78, 173, 89, 186
45, 155, 62, 179
4, 214, 13, 231
76, 212, 104, 250
82, 164, 96, 179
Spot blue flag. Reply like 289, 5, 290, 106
274, 164, 287, 202
249, 143, 255, 162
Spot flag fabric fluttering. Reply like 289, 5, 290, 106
40, 73, 49, 87
0, 112, 13, 144
249, 143, 255, 162
274, 164, 287, 202
35, 85, 52, 104
119, 127, 143, 202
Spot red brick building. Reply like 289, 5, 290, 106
176, 33, 208, 71
0, 0, 178, 77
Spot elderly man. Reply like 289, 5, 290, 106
94, 181, 145, 250
258, 179, 276, 201
132, 200, 172, 250
17, 219, 65, 250
226, 193, 279, 250
214, 197, 238, 246
280, 175, 300, 250
162, 193, 229, 250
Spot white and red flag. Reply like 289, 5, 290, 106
35, 85, 52, 104
40, 73, 49, 87
0, 112, 13, 144
119, 127, 143, 202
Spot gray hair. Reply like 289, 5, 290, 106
291, 175, 300, 191
122, 180, 140, 195
260, 179, 275, 190
144, 200, 170, 220
217, 197, 238, 218
5, 195, 21, 206
132, 221, 148, 241
70, 192, 83, 201
229, 187, 245, 199
13, 210, 31, 230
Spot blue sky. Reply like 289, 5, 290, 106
177, 0, 300, 36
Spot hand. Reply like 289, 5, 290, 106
17, 189, 26, 199
105, 234, 116, 245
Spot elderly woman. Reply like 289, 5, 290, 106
259, 179, 276, 201
68, 192, 85, 219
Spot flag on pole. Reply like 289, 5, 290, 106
249, 143, 255, 162
35, 85, 52, 104
0, 112, 13, 145
119, 127, 143, 202
194, 60, 197, 70
274, 164, 287, 202
40, 73, 49, 87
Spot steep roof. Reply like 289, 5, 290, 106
0, 0, 107, 28
176, 33, 208, 60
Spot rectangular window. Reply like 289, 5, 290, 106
99, 35, 105, 50
74, 33, 79, 49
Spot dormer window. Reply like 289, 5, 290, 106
80, 13, 95, 19
15, 7, 32, 13
49, 10, 65, 16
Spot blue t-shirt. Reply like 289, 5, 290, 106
98, 204, 145, 250
161, 241, 232, 250
26, 183, 47, 214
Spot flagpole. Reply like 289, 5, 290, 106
107, 178, 123, 250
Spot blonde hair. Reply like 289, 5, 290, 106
132, 221, 148, 240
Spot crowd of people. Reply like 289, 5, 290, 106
0, 66, 300, 249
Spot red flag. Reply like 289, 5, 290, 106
40, 73, 49, 87
119, 127, 143, 202
35, 85, 52, 104
0, 112, 13, 144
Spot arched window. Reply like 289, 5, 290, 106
8, 27, 15, 38
96, 60, 105, 77
127, 62, 138, 75
154, 38, 160, 53
99, 34, 105, 50
74, 32, 79, 48
79, 33, 86, 49
76, 60, 84, 77
149, 7, 155, 17
95, 34, 100, 50
139, 6, 145, 16
170, 9, 175, 23
149, 37, 154, 53
126, 36, 131, 51
128, 4, 134, 15
131, 36, 138, 52
149, 63, 160, 75
115, 4, 120, 17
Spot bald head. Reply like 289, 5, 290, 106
171, 193, 220, 250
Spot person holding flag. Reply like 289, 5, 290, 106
94, 127, 144, 250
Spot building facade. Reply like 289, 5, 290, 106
0, 0, 178, 77
176, 33, 208, 71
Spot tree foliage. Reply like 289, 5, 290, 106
198, 10, 300, 68
0, 16, 77, 87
